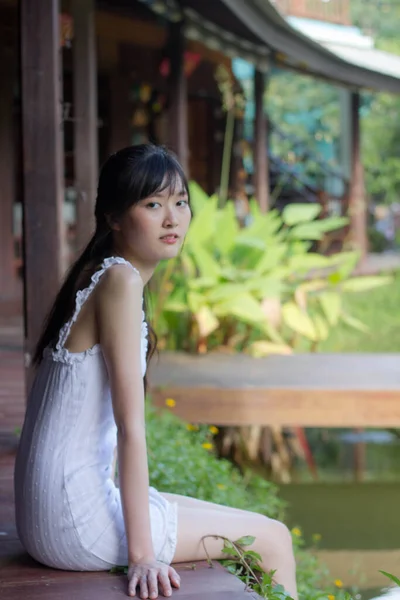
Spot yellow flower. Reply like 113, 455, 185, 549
186, 424, 199, 432
209, 426, 219, 435
202, 442, 213, 451
291, 527, 302, 537
334, 580, 343, 588
328, 595, 335, 600
217, 484, 226, 490
165, 398, 176, 408
312, 533, 322, 543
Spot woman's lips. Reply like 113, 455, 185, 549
160, 235, 178, 244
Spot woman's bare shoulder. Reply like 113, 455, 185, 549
96, 264, 143, 310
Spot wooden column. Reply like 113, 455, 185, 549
0, 31, 17, 308
254, 69, 269, 213
349, 91, 368, 257
72, 0, 98, 252
20, 0, 64, 367
109, 71, 131, 154
167, 20, 189, 175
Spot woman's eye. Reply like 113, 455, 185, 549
146, 202, 160, 209
178, 200, 189, 207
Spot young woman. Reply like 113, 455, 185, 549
14, 144, 297, 599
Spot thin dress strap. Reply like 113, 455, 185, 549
56, 256, 141, 352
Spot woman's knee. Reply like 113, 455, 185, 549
257, 516, 295, 560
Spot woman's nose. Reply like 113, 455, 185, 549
163, 208, 178, 227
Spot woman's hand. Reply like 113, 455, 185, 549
128, 559, 181, 598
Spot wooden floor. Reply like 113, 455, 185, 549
0, 333, 257, 600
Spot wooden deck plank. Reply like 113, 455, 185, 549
149, 352, 400, 427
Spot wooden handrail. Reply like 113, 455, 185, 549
272, 0, 351, 25
149, 352, 400, 428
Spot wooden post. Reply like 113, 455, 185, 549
167, 20, 189, 176
72, 0, 98, 252
349, 91, 368, 257
20, 0, 64, 370
0, 31, 17, 310
109, 71, 131, 154
254, 69, 269, 213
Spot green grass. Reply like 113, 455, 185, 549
320, 270, 400, 353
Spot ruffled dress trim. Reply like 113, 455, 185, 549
45, 257, 147, 365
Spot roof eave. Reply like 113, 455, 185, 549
220, 0, 400, 93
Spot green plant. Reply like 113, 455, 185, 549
380, 571, 400, 586
150, 183, 392, 355
146, 402, 284, 519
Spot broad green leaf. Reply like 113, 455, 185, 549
195, 306, 219, 338
185, 194, 217, 248
313, 314, 330, 341
187, 291, 204, 313
245, 277, 283, 298
289, 222, 328, 240
341, 275, 392, 292
297, 279, 327, 294
188, 180, 210, 215
313, 216, 348, 232
332, 250, 361, 280
235, 237, 266, 250
219, 267, 240, 281
287, 253, 331, 272
214, 202, 239, 256
188, 277, 217, 290
288, 223, 324, 241
340, 312, 369, 333
290, 240, 313, 255
248, 341, 292, 357
379, 571, 400, 587
163, 287, 188, 313
282, 203, 321, 226
254, 244, 288, 274
282, 302, 318, 340
289, 217, 347, 241
235, 535, 256, 547
189, 244, 220, 279
163, 299, 188, 312
207, 283, 246, 303
213, 293, 268, 328
180, 253, 196, 278
319, 292, 341, 326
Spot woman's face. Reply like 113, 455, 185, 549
114, 178, 191, 265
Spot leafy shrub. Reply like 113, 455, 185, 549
146, 402, 284, 519
150, 183, 391, 355
146, 402, 342, 598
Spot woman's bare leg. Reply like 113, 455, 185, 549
161, 493, 297, 599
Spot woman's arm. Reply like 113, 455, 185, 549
96, 265, 154, 563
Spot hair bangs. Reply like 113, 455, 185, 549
134, 148, 189, 203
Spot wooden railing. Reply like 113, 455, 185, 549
272, 0, 351, 25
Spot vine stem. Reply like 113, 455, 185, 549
200, 534, 263, 589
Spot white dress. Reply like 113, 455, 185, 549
14, 256, 177, 571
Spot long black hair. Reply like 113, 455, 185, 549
33, 144, 189, 388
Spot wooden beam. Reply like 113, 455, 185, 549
72, 0, 98, 252
152, 387, 400, 428
349, 91, 368, 257
0, 29, 17, 306
167, 21, 189, 175
20, 0, 64, 367
149, 352, 400, 428
254, 69, 269, 213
